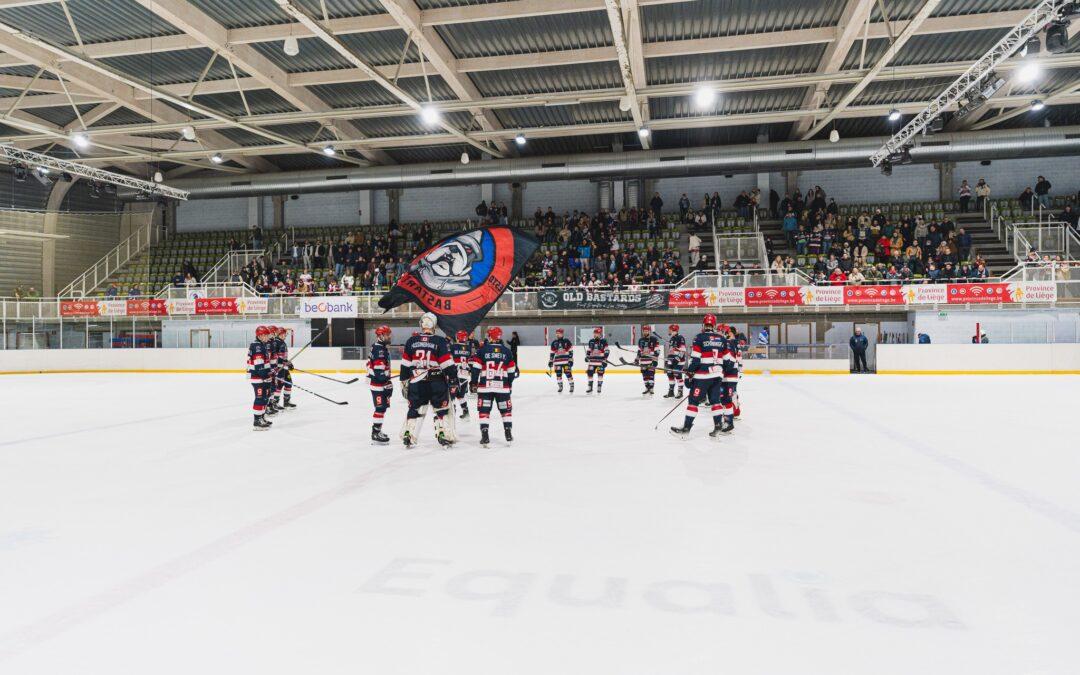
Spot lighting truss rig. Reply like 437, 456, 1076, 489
0, 144, 190, 201
870, 0, 1070, 168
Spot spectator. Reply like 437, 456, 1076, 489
958, 179, 972, 213
688, 232, 702, 267
649, 192, 664, 215
756, 326, 769, 349
782, 209, 798, 248
1035, 175, 1052, 209
850, 328, 869, 373
475, 200, 488, 218
769, 188, 780, 219
734, 191, 751, 219
509, 331, 520, 363
974, 178, 991, 213
678, 193, 690, 221
828, 266, 848, 285
1059, 204, 1078, 231
848, 267, 865, 285
105, 283, 119, 298
957, 228, 972, 261
127, 285, 140, 297
1019, 186, 1037, 212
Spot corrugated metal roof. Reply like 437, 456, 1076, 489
25, 103, 100, 127
836, 76, 957, 106
842, 28, 1010, 70
1009, 68, 1079, 96
102, 48, 241, 86
186, 0, 384, 30
192, 90, 300, 116
0, 65, 54, 78
249, 30, 418, 72
385, 144, 472, 163
647, 44, 827, 86
469, 62, 623, 96
307, 76, 457, 108
643, 0, 843, 42
214, 126, 275, 147
269, 152, 353, 171
0, 0, 182, 46
519, 133, 620, 156
93, 107, 155, 127
650, 88, 807, 119
810, 116, 892, 141
494, 102, 631, 130
351, 110, 478, 138
435, 11, 612, 59
260, 121, 336, 144
874, 0, 1038, 22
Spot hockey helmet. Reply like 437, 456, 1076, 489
419, 312, 437, 331
702, 314, 717, 328
256, 325, 271, 338
641, 324, 652, 334
455, 330, 469, 342
668, 323, 679, 334
275, 326, 287, 337
555, 328, 565, 336
593, 326, 603, 336
375, 325, 392, 341
487, 326, 503, 342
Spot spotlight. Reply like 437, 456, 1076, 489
828, 129, 840, 143
1045, 21, 1070, 54
180, 126, 196, 141
927, 117, 944, 133
515, 134, 526, 146
71, 132, 89, 149
13, 163, 26, 181
210, 153, 224, 164
283, 36, 300, 57
322, 145, 337, 156
1017, 61, 1041, 83
881, 160, 893, 177
618, 95, 632, 112
637, 127, 650, 139
104, 183, 117, 195
420, 105, 440, 125
153, 170, 164, 183
693, 85, 716, 109
887, 108, 901, 122
460, 152, 470, 165
36, 166, 49, 176
90, 181, 101, 198
887, 147, 913, 165
1020, 35, 1041, 59
1031, 99, 1046, 111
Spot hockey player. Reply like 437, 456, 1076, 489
470, 326, 517, 447
732, 327, 745, 418
367, 325, 393, 444
584, 327, 609, 394
664, 324, 687, 399
264, 325, 281, 416
273, 326, 296, 411
724, 324, 742, 420
548, 328, 575, 393
670, 314, 733, 438
399, 313, 457, 448
451, 330, 474, 420
248, 325, 273, 430
636, 324, 661, 395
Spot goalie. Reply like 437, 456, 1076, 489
399, 313, 458, 448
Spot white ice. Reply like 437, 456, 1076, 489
1, 372, 1079, 674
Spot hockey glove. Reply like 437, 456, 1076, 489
469, 381, 478, 394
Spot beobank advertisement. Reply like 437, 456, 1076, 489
296, 297, 358, 318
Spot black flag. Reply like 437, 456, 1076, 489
378, 225, 539, 336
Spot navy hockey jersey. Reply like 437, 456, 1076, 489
667, 333, 687, 364
247, 340, 271, 383
470, 341, 517, 393
585, 337, 609, 365
450, 340, 474, 380
367, 342, 392, 390
549, 337, 574, 367
722, 338, 740, 382
400, 333, 455, 383
637, 334, 661, 367
687, 331, 730, 380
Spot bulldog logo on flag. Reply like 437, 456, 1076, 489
378, 226, 539, 335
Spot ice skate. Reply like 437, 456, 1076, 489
664, 386, 675, 398
436, 430, 454, 448
669, 424, 692, 438
253, 414, 272, 431
402, 431, 415, 449
504, 426, 514, 443
282, 396, 297, 411
480, 428, 490, 448
371, 426, 389, 445
586, 382, 594, 394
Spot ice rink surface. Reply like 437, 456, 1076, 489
1, 371, 1079, 674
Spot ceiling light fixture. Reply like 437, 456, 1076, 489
460, 152, 470, 164
283, 36, 300, 57
322, 145, 337, 156
515, 134, 526, 146
180, 126, 196, 141
693, 85, 717, 109
829, 129, 840, 143
1017, 60, 1042, 83
1031, 99, 1046, 111
420, 105, 440, 125
887, 108, 902, 122
210, 153, 224, 164
71, 132, 89, 149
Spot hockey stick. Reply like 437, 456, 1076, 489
291, 367, 359, 385
290, 326, 329, 363
654, 392, 691, 430
274, 376, 348, 405
613, 341, 637, 354
617, 357, 672, 373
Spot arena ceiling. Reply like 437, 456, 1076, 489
0, 0, 1077, 179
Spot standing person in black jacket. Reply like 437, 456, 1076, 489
850, 327, 869, 373
1035, 175, 1052, 210
649, 192, 664, 216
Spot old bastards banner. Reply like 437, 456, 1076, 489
378, 226, 540, 335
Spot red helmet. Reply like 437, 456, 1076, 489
669, 324, 679, 333
265, 325, 277, 335
702, 314, 717, 328
593, 327, 603, 336
642, 324, 652, 333
555, 328, 564, 336
487, 326, 503, 342
375, 325, 392, 340
456, 330, 468, 342
256, 325, 271, 338
275, 326, 287, 336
